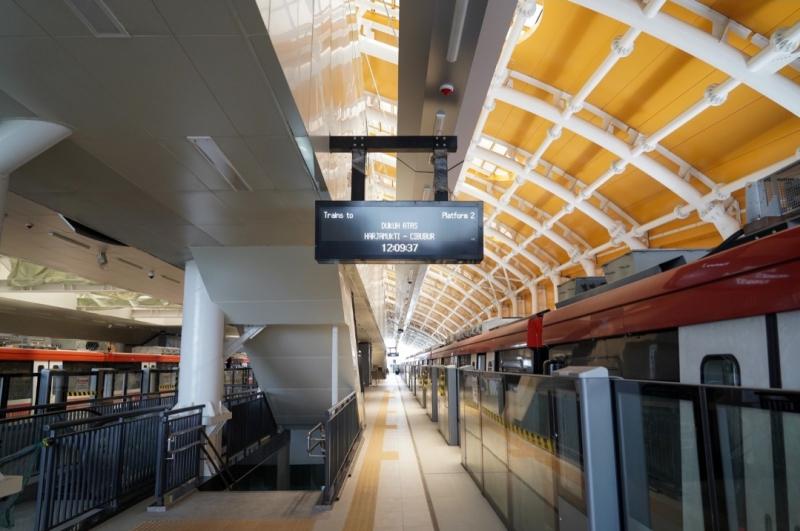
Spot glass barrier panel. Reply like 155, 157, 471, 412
614, 381, 706, 531
505, 374, 558, 531
461, 370, 482, 486
707, 387, 800, 531
552, 382, 586, 528
479, 372, 508, 519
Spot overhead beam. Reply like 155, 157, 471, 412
569, 0, 800, 116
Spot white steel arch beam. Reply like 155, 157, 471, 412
483, 247, 530, 285
494, 83, 741, 237
415, 298, 463, 331
461, 182, 596, 275
439, 152, 800, 338
431, 258, 530, 337
419, 272, 493, 328
481, 133, 641, 229
569, 0, 800, 116
473, 146, 647, 250
485, 227, 549, 273
419, 291, 473, 323
465, 263, 522, 297
360, 37, 399, 64
489, 218, 560, 268
413, 316, 457, 340
421, 279, 483, 317
426, 266, 506, 335
427, 266, 496, 309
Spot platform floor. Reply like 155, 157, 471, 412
97, 375, 504, 531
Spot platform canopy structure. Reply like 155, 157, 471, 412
356, 0, 800, 352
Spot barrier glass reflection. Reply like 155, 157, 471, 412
459, 369, 586, 529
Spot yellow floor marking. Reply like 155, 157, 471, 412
134, 519, 314, 531
381, 451, 399, 460
384, 424, 397, 429
343, 391, 393, 531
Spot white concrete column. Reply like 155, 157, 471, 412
331, 325, 339, 405
0, 174, 8, 241
529, 283, 539, 314
0, 119, 71, 240
177, 260, 231, 429
549, 273, 564, 305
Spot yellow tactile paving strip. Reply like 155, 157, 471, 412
342, 390, 393, 531
133, 519, 314, 531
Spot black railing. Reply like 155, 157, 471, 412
0, 393, 176, 476
222, 391, 277, 464
309, 392, 361, 504
153, 406, 205, 507
34, 406, 168, 531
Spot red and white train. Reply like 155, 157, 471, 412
410, 220, 800, 390
0, 348, 180, 408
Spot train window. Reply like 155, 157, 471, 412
549, 331, 679, 381
701, 355, 741, 386
497, 348, 534, 373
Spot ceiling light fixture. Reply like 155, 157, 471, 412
446, 0, 469, 63
116, 257, 144, 270
187, 136, 252, 192
49, 231, 91, 250
64, 0, 129, 38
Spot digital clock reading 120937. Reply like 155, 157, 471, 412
315, 201, 483, 264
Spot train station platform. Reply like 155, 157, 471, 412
94, 375, 503, 531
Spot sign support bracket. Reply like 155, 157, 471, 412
328, 136, 457, 202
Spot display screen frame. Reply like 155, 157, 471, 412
315, 200, 484, 264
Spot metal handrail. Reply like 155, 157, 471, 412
44, 404, 169, 431
0, 391, 176, 418
319, 391, 362, 504
306, 422, 325, 457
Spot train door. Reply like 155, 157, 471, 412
476, 353, 486, 371
777, 309, 800, 390
680, 315, 789, 529
678, 316, 770, 388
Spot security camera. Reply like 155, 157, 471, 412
147, 270, 155, 279
25, 222, 34, 229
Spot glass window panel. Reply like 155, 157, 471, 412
615, 384, 704, 531
483, 445, 509, 519
785, 411, 800, 530
716, 405, 777, 531
701, 356, 741, 386
480, 374, 507, 465
506, 375, 558, 522
511, 473, 556, 531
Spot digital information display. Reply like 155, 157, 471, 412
315, 201, 483, 264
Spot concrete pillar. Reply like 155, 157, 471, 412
177, 260, 231, 465
331, 325, 339, 405
276, 442, 290, 490
549, 273, 564, 305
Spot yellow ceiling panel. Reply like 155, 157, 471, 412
509, 0, 627, 95
700, 0, 800, 37
588, 37, 718, 129
362, 56, 397, 101
547, 132, 619, 185
560, 209, 609, 247
664, 86, 800, 178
